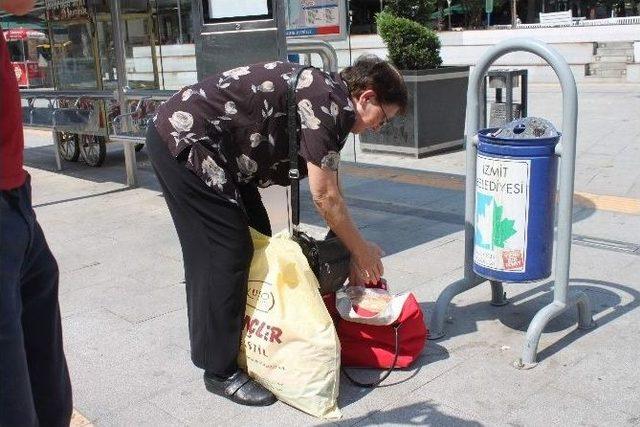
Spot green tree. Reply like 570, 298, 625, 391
460, 0, 485, 27
383, 0, 438, 25
376, 11, 443, 70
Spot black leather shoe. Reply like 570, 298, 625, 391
203, 370, 277, 406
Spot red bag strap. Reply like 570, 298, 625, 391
341, 323, 401, 388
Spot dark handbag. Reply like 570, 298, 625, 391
287, 66, 351, 295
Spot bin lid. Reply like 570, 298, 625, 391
479, 117, 560, 146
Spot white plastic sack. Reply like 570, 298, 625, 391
238, 228, 342, 419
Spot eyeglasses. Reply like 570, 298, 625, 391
378, 104, 390, 130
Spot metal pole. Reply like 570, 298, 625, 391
110, 0, 138, 187
521, 71, 528, 117
490, 280, 508, 306
506, 73, 513, 122
511, 0, 517, 28
481, 76, 487, 128
177, 0, 184, 44
286, 39, 339, 72
52, 130, 62, 171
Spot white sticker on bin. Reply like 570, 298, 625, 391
474, 155, 530, 272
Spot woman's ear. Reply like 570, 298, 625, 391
358, 89, 377, 105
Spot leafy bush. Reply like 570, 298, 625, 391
376, 11, 443, 70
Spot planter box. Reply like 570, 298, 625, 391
361, 66, 470, 158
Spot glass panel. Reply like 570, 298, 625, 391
96, 15, 159, 90
152, 0, 197, 90
123, 16, 158, 89
51, 22, 98, 89
95, 19, 118, 90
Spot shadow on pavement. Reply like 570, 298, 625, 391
335, 341, 449, 410
423, 278, 639, 363
324, 401, 483, 426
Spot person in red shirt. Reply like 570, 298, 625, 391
0, 1, 72, 426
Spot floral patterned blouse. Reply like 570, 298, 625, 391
153, 61, 356, 206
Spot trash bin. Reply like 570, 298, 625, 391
473, 117, 560, 282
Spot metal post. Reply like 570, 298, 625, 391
521, 72, 528, 118
506, 73, 513, 122
490, 280, 508, 306
177, 0, 184, 44
481, 76, 487, 128
52, 130, 62, 171
110, 0, 138, 187
429, 38, 595, 366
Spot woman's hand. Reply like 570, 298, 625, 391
348, 260, 365, 286
352, 241, 384, 284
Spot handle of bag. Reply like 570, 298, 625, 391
341, 323, 401, 388
287, 66, 315, 234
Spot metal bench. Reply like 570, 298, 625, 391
22, 96, 99, 131
21, 90, 116, 169
111, 97, 153, 143
539, 11, 573, 26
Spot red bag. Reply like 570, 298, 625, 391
324, 281, 428, 387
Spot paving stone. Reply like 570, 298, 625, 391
71, 344, 198, 422
97, 401, 185, 427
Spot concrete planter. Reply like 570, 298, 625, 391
361, 66, 470, 158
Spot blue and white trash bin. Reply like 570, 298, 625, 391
473, 117, 560, 282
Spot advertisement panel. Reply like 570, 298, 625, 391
45, 0, 90, 21
285, 0, 347, 41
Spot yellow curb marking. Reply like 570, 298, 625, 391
70, 409, 93, 427
574, 192, 640, 215
341, 164, 640, 215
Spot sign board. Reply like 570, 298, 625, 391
485, 0, 494, 13
285, 0, 347, 41
474, 155, 530, 272
193, 0, 286, 80
206, 0, 271, 20
45, 0, 90, 21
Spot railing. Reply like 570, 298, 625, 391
491, 15, 640, 29
110, 88, 176, 142
21, 89, 115, 131
287, 39, 339, 72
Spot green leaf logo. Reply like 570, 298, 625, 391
492, 201, 517, 248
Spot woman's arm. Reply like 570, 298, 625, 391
306, 161, 384, 283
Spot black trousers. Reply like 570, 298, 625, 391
146, 123, 271, 377
0, 176, 72, 427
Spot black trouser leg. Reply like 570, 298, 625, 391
146, 124, 270, 377
0, 179, 72, 427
